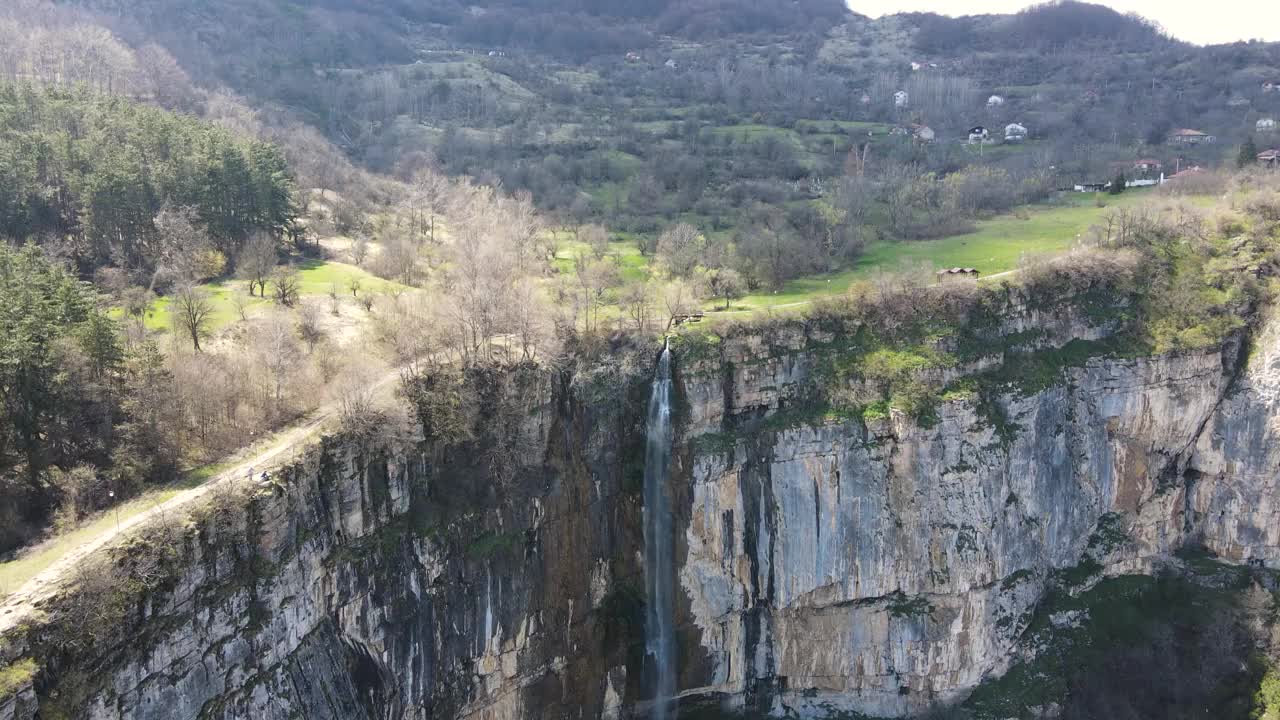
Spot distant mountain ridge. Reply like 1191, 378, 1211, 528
903, 1, 1175, 54
52, 0, 1280, 203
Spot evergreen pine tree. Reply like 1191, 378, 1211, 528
1238, 136, 1259, 168
1109, 171, 1126, 194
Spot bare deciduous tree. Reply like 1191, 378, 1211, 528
271, 265, 300, 307
656, 223, 704, 278
172, 284, 215, 351
237, 233, 277, 297
350, 236, 370, 266
296, 300, 325, 352
661, 278, 705, 330
573, 255, 619, 333
253, 311, 302, 421
336, 360, 383, 435
510, 277, 556, 361
580, 224, 610, 260
372, 291, 441, 367
312, 340, 342, 384
228, 291, 251, 323
620, 280, 654, 333
150, 204, 215, 291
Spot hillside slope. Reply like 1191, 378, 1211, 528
55, 1, 1280, 260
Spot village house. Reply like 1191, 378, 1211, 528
1258, 118, 1277, 133
1264, 81, 1279, 93
911, 61, 923, 71
1073, 181, 1110, 193
987, 94, 1005, 107
1004, 122, 1027, 141
1132, 158, 1162, 174
1167, 166, 1205, 181
1261, 149, 1280, 169
1169, 128, 1215, 144
1228, 96, 1250, 107
936, 267, 980, 281
625, 52, 641, 63
894, 90, 909, 108
967, 126, 990, 143
664, 58, 678, 70
860, 93, 872, 105
1104, 160, 1161, 187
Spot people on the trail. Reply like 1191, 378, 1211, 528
261, 471, 270, 482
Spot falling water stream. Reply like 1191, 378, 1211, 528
643, 343, 676, 720
484, 564, 494, 650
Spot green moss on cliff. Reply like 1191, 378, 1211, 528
0, 658, 36, 700
885, 590, 934, 619
467, 529, 526, 559
964, 558, 1277, 720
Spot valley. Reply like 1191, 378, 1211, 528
1, 1, 1280, 719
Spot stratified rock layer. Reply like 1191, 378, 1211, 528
2, 301, 1275, 719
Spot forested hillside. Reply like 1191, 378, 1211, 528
53, 0, 1280, 291
0, 3, 554, 558
0, 81, 301, 552
0, 85, 294, 276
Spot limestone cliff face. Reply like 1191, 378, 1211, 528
0, 365, 653, 720
1, 302, 1275, 720
674, 324, 1236, 717
1190, 317, 1280, 565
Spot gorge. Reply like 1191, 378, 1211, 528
4, 263, 1280, 720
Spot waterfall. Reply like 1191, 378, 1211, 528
484, 564, 494, 650
643, 343, 676, 720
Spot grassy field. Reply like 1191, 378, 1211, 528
557, 189, 1170, 313
121, 260, 405, 334
720, 190, 1158, 311
554, 237, 650, 283
795, 119, 891, 134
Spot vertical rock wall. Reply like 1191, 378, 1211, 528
3, 303, 1277, 720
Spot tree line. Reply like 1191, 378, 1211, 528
0, 83, 296, 281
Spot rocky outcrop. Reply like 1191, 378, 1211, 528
0, 365, 654, 720
675, 339, 1234, 717
2, 300, 1276, 719
1190, 316, 1280, 564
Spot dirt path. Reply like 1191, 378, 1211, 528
0, 369, 402, 636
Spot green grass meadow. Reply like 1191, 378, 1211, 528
721, 190, 1160, 311
117, 260, 406, 335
